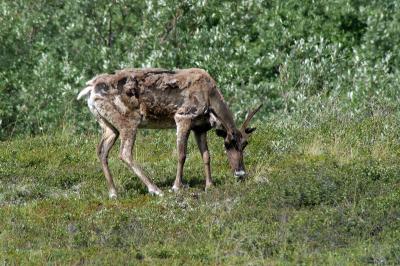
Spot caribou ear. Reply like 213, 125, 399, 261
245, 127, 257, 134
216, 128, 227, 138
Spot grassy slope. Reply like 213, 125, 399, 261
0, 116, 400, 265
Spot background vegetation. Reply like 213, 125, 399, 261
1, 0, 400, 138
1, 0, 400, 264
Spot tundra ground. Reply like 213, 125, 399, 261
1, 115, 399, 265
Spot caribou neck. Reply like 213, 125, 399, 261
210, 94, 237, 134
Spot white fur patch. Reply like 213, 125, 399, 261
87, 95, 96, 113
77, 86, 93, 100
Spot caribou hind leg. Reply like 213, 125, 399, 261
118, 126, 163, 196
90, 94, 163, 197
97, 120, 119, 199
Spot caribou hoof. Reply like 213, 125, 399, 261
109, 190, 117, 199
148, 187, 164, 197
170, 183, 189, 193
205, 183, 214, 191
170, 185, 180, 193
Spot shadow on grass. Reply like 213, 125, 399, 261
121, 173, 224, 196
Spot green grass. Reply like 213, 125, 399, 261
1, 115, 400, 265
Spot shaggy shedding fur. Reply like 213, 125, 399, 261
78, 68, 260, 198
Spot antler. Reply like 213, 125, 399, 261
240, 104, 263, 133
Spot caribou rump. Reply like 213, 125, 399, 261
77, 68, 261, 198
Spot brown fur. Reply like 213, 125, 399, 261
78, 68, 260, 197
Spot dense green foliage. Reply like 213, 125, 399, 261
1, 0, 400, 138
1, 117, 400, 264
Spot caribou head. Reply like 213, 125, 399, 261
215, 104, 263, 179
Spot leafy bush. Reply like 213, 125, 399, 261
1, 0, 400, 139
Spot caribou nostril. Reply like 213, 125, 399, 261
234, 170, 246, 178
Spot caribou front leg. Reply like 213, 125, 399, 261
119, 127, 163, 196
172, 118, 191, 192
194, 130, 213, 190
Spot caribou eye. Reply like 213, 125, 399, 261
224, 137, 238, 149
224, 141, 233, 149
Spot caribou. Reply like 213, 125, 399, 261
77, 68, 261, 198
